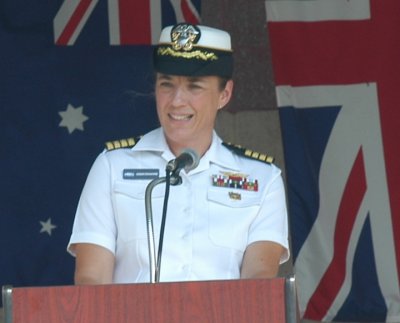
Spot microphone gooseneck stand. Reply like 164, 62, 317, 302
144, 170, 182, 283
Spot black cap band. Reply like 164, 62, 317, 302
153, 46, 233, 78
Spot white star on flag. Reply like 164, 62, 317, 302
40, 218, 57, 236
59, 104, 89, 134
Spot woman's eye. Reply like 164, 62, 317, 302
159, 82, 173, 88
189, 83, 202, 90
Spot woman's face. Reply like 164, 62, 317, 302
155, 73, 233, 155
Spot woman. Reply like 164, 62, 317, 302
68, 23, 289, 284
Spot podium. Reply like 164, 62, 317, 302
2, 277, 298, 323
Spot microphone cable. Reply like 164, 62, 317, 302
155, 168, 173, 283
147, 149, 198, 282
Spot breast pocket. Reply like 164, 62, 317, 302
207, 188, 262, 252
113, 181, 165, 242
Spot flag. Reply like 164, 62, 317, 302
0, 0, 201, 305
266, 0, 400, 321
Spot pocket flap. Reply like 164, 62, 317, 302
207, 188, 261, 208
114, 181, 165, 199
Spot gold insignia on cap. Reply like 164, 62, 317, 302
157, 47, 218, 61
171, 24, 200, 51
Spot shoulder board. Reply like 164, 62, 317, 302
222, 142, 274, 164
105, 136, 142, 151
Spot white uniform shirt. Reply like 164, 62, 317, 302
68, 127, 289, 283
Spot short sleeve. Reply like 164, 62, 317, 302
247, 166, 290, 264
67, 152, 117, 256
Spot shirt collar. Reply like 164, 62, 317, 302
192, 131, 240, 174
131, 127, 175, 162
203, 132, 241, 172
131, 127, 241, 173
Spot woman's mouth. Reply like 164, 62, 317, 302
168, 113, 193, 121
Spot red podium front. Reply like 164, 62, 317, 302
2, 277, 298, 323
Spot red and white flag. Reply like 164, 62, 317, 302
54, 0, 200, 45
266, 1, 400, 321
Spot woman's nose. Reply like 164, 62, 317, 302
171, 87, 187, 106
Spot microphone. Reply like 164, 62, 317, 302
166, 148, 200, 175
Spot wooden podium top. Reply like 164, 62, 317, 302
3, 277, 297, 323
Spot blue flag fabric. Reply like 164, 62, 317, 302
0, 0, 201, 302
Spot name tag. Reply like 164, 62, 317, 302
123, 169, 159, 180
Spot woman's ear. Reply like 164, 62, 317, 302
219, 80, 234, 109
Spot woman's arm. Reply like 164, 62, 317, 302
240, 241, 285, 279
73, 243, 115, 285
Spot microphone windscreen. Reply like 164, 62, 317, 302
181, 148, 200, 172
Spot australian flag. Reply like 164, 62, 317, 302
0, 0, 201, 305
266, 0, 400, 322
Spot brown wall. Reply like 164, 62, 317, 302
203, 0, 293, 276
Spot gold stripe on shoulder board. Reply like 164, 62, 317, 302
105, 136, 141, 151
222, 142, 274, 164
244, 149, 275, 164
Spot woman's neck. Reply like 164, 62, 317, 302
166, 132, 213, 158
